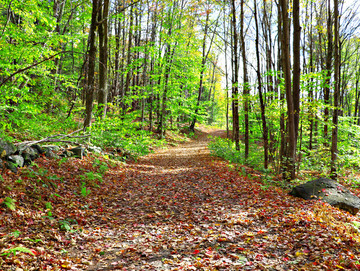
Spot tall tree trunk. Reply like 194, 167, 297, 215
148, 0, 159, 132
223, 6, 230, 138
189, 10, 210, 132
97, 0, 110, 118
307, 0, 315, 150
189, 7, 218, 132
280, 0, 296, 181
84, 0, 99, 129
324, 0, 333, 146
240, 0, 249, 159
254, 0, 268, 169
124, 6, 133, 112
113, 0, 122, 102
262, 0, 275, 163
293, 0, 301, 140
331, 0, 340, 179
231, 0, 240, 151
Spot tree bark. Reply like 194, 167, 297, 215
240, 0, 249, 159
230, 0, 240, 151
331, 0, 340, 179
84, 0, 99, 129
324, 0, 333, 146
254, 0, 268, 169
280, 0, 296, 181
293, 0, 301, 140
97, 0, 110, 118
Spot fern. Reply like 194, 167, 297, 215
1, 247, 35, 258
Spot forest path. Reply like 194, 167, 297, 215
68, 128, 358, 270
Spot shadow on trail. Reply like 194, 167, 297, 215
71, 129, 355, 270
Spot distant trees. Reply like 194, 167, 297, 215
0, 0, 221, 136
220, 0, 360, 181
1, 0, 360, 181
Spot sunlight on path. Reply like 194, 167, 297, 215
67, 129, 358, 270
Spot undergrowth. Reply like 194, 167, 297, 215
208, 136, 264, 171
209, 134, 360, 190
1, 101, 169, 161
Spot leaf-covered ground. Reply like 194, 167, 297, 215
1, 129, 360, 270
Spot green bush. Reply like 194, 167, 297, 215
208, 137, 265, 170
90, 113, 165, 159
208, 137, 243, 164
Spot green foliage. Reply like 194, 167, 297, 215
58, 220, 71, 231
50, 193, 63, 199
58, 218, 78, 232
208, 137, 265, 170
93, 159, 109, 174
8, 230, 21, 238
209, 137, 243, 164
80, 172, 103, 186
45, 202, 52, 210
1, 247, 35, 258
90, 112, 165, 159
24, 238, 43, 243
80, 182, 91, 197
2, 197, 16, 210
351, 221, 360, 230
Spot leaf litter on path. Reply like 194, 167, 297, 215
1, 129, 360, 270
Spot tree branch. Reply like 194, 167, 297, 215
0, 51, 70, 88
14, 129, 90, 147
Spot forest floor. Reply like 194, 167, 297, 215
1, 128, 360, 270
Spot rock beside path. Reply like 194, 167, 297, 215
290, 177, 360, 215
0, 137, 102, 172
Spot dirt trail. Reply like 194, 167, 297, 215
69, 129, 359, 270
2, 128, 359, 270
136, 129, 219, 169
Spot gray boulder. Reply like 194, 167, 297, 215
8, 155, 25, 168
60, 150, 73, 157
290, 177, 360, 215
31, 144, 44, 154
19, 146, 39, 164
68, 147, 86, 159
44, 149, 59, 159
42, 145, 60, 152
0, 138, 16, 157
6, 161, 18, 173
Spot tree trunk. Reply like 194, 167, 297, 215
240, 0, 250, 159
324, 0, 333, 146
189, 8, 218, 132
223, 5, 230, 138
280, 0, 296, 181
254, 0, 268, 169
124, 6, 133, 112
331, 0, 340, 179
231, 0, 240, 151
97, 0, 110, 118
84, 0, 99, 129
293, 0, 301, 140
